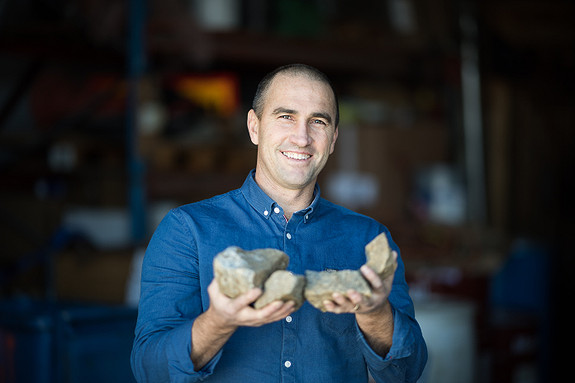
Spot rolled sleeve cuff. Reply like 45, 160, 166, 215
166, 321, 223, 382
355, 306, 415, 370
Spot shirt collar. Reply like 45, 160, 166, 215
240, 169, 320, 222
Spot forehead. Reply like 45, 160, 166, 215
263, 73, 336, 116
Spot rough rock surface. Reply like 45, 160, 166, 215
364, 233, 397, 280
214, 246, 289, 298
304, 270, 371, 312
254, 270, 306, 310
213, 236, 397, 313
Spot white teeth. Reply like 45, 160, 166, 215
282, 151, 310, 160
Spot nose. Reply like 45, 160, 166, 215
290, 120, 312, 147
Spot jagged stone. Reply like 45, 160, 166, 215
364, 233, 397, 280
214, 246, 289, 298
254, 270, 306, 310
304, 270, 371, 312
214, 236, 398, 313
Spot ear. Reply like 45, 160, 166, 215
247, 109, 259, 145
329, 126, 339, 154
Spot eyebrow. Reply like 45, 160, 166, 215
272, 107, 333, 125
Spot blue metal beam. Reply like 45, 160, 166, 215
126, 0, 147, 244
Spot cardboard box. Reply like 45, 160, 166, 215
56, 249, 133, 304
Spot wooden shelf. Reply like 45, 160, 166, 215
146, 170, 247, 201
1, 19, 439, 78
204, 31, 431, 75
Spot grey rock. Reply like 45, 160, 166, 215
214, 246, 289, 298
254, 270, 306, 310
364, 233, 397, 280
304, 269, 371, 312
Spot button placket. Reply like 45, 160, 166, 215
280, 217, 303, 383
281, 288, 297, 382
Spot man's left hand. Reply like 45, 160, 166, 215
323, 251, 397, 315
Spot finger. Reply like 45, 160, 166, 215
278, 300, 296, 314
268, 301, 296, 320
250, 301, 294, 325
331, 292, 351, 306
345, 290, 364, 305
260, 300, 295, 317
257, 300, 284, 315
230, 288, 262, 310
323, 300, 341, 313
360, 265, 383, 290
326, 293, 356, 313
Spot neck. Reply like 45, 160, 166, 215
254, 173, 315, 220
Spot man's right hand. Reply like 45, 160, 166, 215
205, 279, 295, 330
191, 280, 295, 371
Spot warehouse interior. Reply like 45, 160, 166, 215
1, 0, 573, 382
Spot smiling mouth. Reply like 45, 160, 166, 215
281, 151, 311, 160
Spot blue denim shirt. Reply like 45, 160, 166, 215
131, 170, 427, 382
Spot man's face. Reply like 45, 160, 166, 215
247, 73, 338, 193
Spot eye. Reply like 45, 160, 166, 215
279, 115, 293, 120
312, 119, 326, 126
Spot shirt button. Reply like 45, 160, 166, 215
274, 207, 280, 214
284, 361, 292, 368
285, 315, 292, 323
264, 210, 269, 216
286, 233, 292, 240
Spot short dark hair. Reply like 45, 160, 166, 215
252, 63, 340, 127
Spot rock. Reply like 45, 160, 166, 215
304, 270, 371, 312
214, 246, 289, 298
364, 233, 397, 280
213, 236, 397, 313
254, 270, 306, 310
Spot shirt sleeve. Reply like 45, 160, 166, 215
356, 231, 428, 383
130, 209, 219, 383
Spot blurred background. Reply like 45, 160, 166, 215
0, 0, 573, 382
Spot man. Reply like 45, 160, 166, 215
131, 64, 427, 382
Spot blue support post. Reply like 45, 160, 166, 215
126, 0, 147, 244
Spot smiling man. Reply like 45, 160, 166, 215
131, 64, 427, 383
247, 70, 338, 218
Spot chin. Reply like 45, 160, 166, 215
282, 174, 316, 189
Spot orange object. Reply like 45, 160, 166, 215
171, 73, 239, 117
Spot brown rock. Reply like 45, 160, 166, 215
304, 270, 371, 312
364, 233, 397, 280
254, 270, 306, 310
214, 246, 289, 298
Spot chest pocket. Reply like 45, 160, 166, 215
322, 251, 365, 271
302, 239, 365, 272
321, 311, 357, 335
